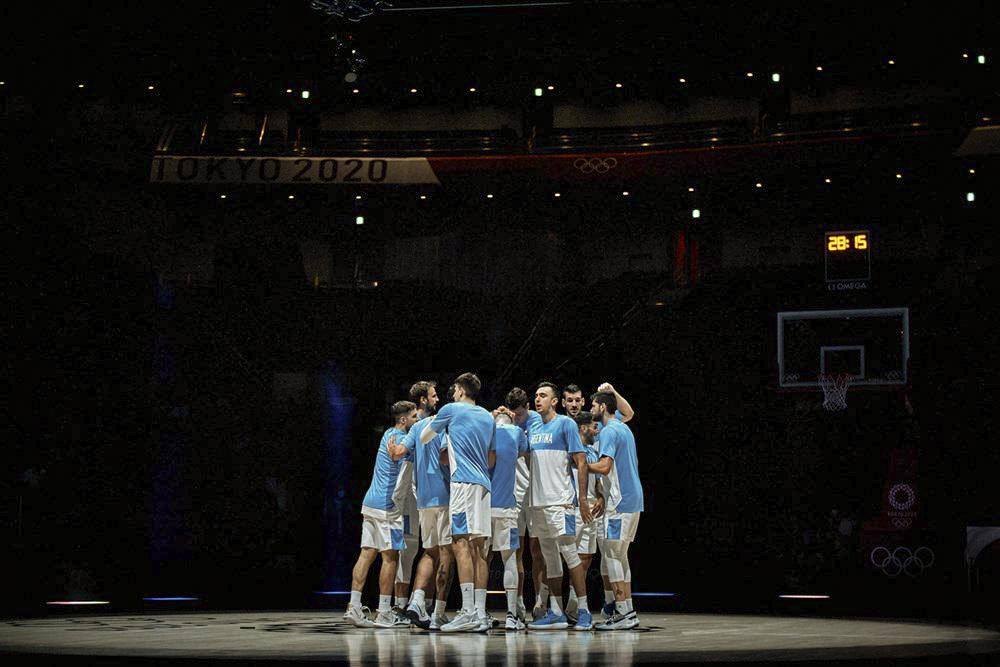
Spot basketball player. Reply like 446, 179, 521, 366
489, 411, 530, 630
344, 400, 419, 628
588, 390, 644, 630
526, 382, 594, 631
565, 410, 605, 623
497, 387, 540, 621
419, 373, 496, 632
561, 384, 586, 418
390, 387, 426, 615
565, 382, 636, 619
395, 381, 454, 630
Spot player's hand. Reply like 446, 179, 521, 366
591, 496, 605, 519
597, 382, 615, 394
387, 435, 397, 450
580, 502, 594, 524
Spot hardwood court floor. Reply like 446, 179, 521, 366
2, 611, 1000, 665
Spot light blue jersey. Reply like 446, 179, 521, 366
429, 401, 495, 491
491, 424, 528, 509
598, 418, 644, 513
522, 409, 543, 435
362, 427, 408, 512
527, 413, 586, 507
402, 416, 450, 509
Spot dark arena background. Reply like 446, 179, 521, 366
3, 1, 1000, 665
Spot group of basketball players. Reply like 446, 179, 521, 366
344, 373, 643, 632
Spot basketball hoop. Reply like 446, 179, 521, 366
819, 373, 852, 411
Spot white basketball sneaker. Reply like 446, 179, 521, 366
429, 610, 449, 631
373, 608, 408, 628
343, 605, 375, 628
441, 609, 481, 632
505, 612, 526, 631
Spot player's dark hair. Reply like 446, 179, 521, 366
391, 400, 417, 421
409, 380, 437, 404
537, 381, 560, 398
453, 372, 482, 401
505, 387, 529, 410
590, 391, 618, 415
563, 384, 583, 396
573, 411, 595, 427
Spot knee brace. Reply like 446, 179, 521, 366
395, 542, 417, 585
539, 538, 563, 578
557, 535, 582, 570
603, 539, 626, 583
501, 549, 518, 590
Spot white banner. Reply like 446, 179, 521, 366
150, 156, 441, 184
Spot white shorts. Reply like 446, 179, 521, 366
575, 508, 600, 555
450, 482, 491, 538
419, 506, 452, 548
528, 505, 576, 539
604, 510, 640, 543
360, 506, 406, 552
491, 509, 521, 551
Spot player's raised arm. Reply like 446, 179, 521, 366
422, 402, 452, 444
598, 382, 634, 423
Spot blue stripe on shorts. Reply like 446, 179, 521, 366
390, 528, 406, 551
564, 512, 576, 537
510, 527, 519, 550
451, 511, 468, 536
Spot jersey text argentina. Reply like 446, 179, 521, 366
528, 414, 586, 507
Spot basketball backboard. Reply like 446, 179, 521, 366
777, 308, 909, 389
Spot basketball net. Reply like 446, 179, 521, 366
819, 373, 852, 411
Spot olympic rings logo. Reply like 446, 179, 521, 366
574, 157, 618, 174
888, 483, 916, 510
870, 546, 935, 577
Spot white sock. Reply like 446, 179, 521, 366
378, 594, 392, 612
474, 588, 487, 616
410, 589, 425, 609
550, 594, 562, 615
537, 583, 549, 607
615, 600, 627, 615
396, 596, 408, 609
506, 589, 518, 614
350, 590, 362, 609
577, 594, 589, 613
604, 590, 614, 605
460, 583, 474, 611
626, 598, 634, 613
434, 599, 446, 616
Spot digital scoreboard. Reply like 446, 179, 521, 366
825, 230, 871, 287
